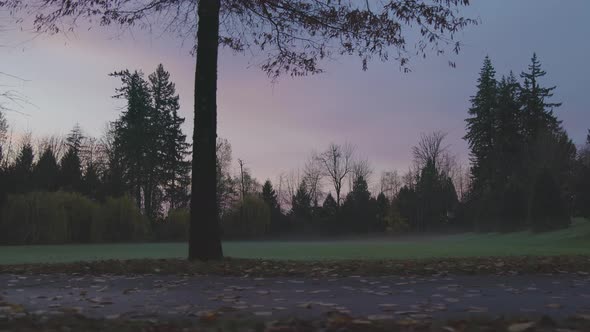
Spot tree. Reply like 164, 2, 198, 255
59, 125, 84, 192
216, 138, 236, 218
303, 154, 323, 207
375, 192, 390, 232
261, 179, 285, 233
110, 70, 154, 213
380, 170, 402, 202
291, 180, 312, 223
317, 143, 355, 207
149, 64, 191, 210
464, 56, 497, 193
11, 141, 35, 193
0, 110, 7, 159
261, 180, 280, 212
3, 0, 474, 260
34, 146, 60, 191
520, 53, 562, 140
341, 175, 373, 233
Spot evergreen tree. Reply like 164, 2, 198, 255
33, 146, 59, 191
110, 70, 153, 213
11, 142, 35, 193
341, 175, 373, 233
149, 64, 190, 210
464, 56, 498, 194
374, 192, 389, 232
291, 180, 312, 223
520, 53, 562, 140
261, 179, 285, 233
261, 180, 280, 212
59, 125, 84, 192
82, 163, 101, 200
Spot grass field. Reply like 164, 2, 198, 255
0, 219, 589, 265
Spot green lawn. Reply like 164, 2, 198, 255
1, 219, 589, 265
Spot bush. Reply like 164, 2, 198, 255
93, 196, 148, 242
221, 195, 270, 238
0, 191, 99, 244
156, 208, 189, 241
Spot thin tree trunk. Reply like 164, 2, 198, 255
189, 0, 223, 261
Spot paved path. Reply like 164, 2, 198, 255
2, 274, 590, 320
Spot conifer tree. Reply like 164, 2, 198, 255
464, 56, 498, 194
59, 125, 84, 192
291, 180, 312, 222
110, 70, 153, 212
520, 53, 562, 140
34, 146, 59, 191
11, 142, 35, 193
149, 64, 191, 210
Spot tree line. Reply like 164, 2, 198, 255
0, 55, 589, 245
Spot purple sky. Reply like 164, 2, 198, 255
1, 0, 589, 187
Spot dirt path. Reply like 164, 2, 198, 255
2, 273, 590, 321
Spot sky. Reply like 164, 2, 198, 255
1, 0, 589, 187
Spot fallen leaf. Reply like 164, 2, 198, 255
508, 321, 536, 332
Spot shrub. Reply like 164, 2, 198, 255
221, 195, 270, 238
0, 191, 98, 244
93, 196, 148, 242
156, 208, 189, 241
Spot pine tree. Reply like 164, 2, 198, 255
464, 56, 498, 195
375, 192, 390, 232
149, 64, 191, 210
291, 180, 312, 222
342, 175, 373, 233
111, 70, 153, 212
59, 125, 84, 192
82, 163, 101, 200
261, 180, 279, 212
520, 53, 562, 140
11, 142, 35, 193
34, 146, 60, 191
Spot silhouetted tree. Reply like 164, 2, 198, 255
33, 146, 59, 191
317, 143, 355, 207
11, 141, 35, 193
262, 179, 285, 233
59, 125, 84, 192
342, 175, 373, 233
291, 180, 312, 224
520, 53, 562, 140
110, 70, 154, 213
150, 64, 191, 210
464, 56, 497, 197
3, 0, 475, 260
374, 192, 390, 232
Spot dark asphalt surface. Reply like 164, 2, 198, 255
2, 273, 590, 320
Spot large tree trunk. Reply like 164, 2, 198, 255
189, 0, 223, 261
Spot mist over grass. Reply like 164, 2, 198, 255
1, 219, 588, 265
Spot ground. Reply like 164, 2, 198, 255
1, 220, 590, 331
1, 219, 589, 264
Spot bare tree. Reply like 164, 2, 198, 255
317, 143, 354, 207
303, 153, 323, 206
2, 0, 474, 260
452, 162, 471, 201
349, 157, 373, 190
412, 131, 449, 171
380, 170, 402, 201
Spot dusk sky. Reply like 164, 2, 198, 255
1, 0, 589, 187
